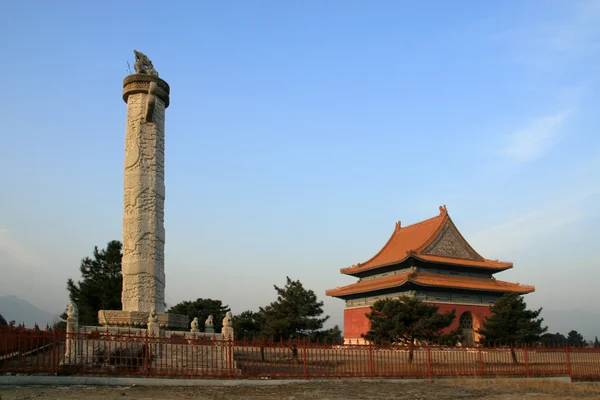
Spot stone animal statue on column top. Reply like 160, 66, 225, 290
223, 311, 232, 328
205, 315, 214, 328
148, 308, 158, 324
133, 50, 159, 77
66, 301, 79, 319
191, 317, 199, 332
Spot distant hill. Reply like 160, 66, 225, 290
0, 295, 57, 328
542, 309, 600, 340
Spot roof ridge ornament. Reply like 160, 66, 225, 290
439, 205, 447, 215
395, 221, 401, 230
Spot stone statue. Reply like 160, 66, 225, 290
66, 301, 79, 319
223, 311, 232, 328
133, 50, 159, 76
191, 317, 199, 332
148, 308, 158, 324
204, 315, 215, 333
221, 311, 234, 341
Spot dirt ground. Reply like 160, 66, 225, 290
1, 379, 600, 400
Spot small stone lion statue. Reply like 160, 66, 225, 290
191, 317, 200, 332
133, 50, 159, 76
222, 311, 232, 328
205, 315, 214, 328
66, 301, 78, 319
148, 308, 158, 324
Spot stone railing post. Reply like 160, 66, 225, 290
147, 309, 161, 361
221, 311, 235, 372
63, 301, 79, 364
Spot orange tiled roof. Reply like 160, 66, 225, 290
326, 270, 535, 298
415, 254, 512, 269
340, 206, 513, 275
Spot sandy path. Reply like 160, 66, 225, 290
2, 379, 600, 400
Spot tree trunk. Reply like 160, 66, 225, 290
260, 345, 265, 362
511, 348, 518, 364
408, 343, 414, 364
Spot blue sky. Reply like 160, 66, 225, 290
1, 1, 599, 335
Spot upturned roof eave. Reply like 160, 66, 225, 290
341, 209, 449, 275
340, 254, 513, 276
326, 275, 534, 299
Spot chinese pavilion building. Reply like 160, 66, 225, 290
326, 206, 535, 345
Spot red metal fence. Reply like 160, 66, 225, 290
1, 327, 599, 380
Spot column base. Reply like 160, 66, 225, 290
98, 310, 189, 329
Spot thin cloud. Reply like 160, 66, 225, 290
471, 159, 600, 255
472, 206, 586, 256
502, 111, 570, 164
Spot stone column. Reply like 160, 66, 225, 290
121, 74, 170, 313
98, 52, 187, 330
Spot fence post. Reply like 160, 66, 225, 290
49, 327, 56, 374
144, 330, 149, 377
228, 338, 233, 378
303, 338, 307, 379
566, 345, 572, 378
426, 345, 432, 379
368, 343, 374, 379
478, 347, 484, 377
524, 345, 530, 378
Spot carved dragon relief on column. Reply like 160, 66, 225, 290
123, 97, 166, 262
122, 182, 166, 259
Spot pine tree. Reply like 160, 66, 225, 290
567, 330, 587, 348
477, 292, 547, 363
232, 310, 262, 340
259, 277, 329, 340
594, 336, 599, 349
313, 325, 343, 344
363, 296, 456, 363
541, 332, 568, 346
168, 298, 231, 331
66, 240, 123, 326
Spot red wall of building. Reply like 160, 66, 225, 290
343, 303, 492, 342
433, 303, 491, 339
343, 307, 371, 341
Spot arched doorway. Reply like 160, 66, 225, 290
459, 312, 474, 346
